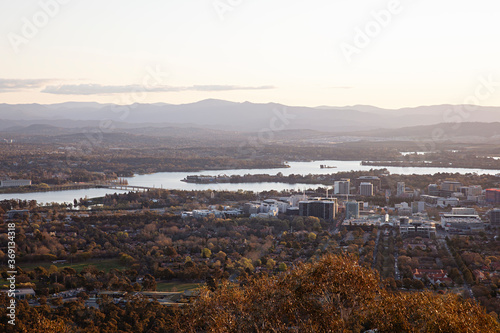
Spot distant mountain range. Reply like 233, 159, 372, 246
1, 100, 500, 142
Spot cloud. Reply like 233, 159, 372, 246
190, 85, 275, 91
328, 86, 353, 90
0, 78, 52, 92
41, 83, 275, 95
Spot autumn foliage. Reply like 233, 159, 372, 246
1, 254, 499, 332
174, 254, 500, 333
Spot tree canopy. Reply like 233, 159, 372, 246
173, 254, 500, 333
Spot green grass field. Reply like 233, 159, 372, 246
16, 258, 128, 273
156, 281, 202, 292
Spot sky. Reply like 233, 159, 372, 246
0, 0, 499, 108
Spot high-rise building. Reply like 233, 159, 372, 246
441, 181, 462, 192
334, 179, 350, 195
345, 201, 359, 220
411, 201, 426, 214
359, 182, 373, 196
460, 185, 482, 197
489, 209, 500, 226
355, 176, 381, 193
440, 181, 462, 197
486, 189, 500, 204
397, 182, 405, 197
299, 200, 337, 221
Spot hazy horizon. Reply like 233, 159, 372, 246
3, 98, 500, 110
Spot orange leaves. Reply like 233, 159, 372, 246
174, 254, 500, 332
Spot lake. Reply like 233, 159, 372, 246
1, 159, 499, 204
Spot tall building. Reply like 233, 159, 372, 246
345, 201, 359, 220
486, 189, 500, 204
299, 200, 337, 221
355, 176, 381, 193
397, 182, 405, 197
334, 179, 350, 195
441, 181, 462, 192
359, 182, 373, 196
460, 185, 482, 197
289, 194, 307, 207
440, 181, 462, 197
411, 201, 426, 214
489, 209, 500, 226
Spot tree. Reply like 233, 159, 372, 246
119, 253, 135, 265
278, 262, 287, 272
50, 297, 63, 306
142, 274, 156, 291
165, 246, 177, 256
368, 291, 499, 333
266, 258, 276, 270
201, 247, 212, 258
463, 269, 475, 285
403, 278, 413, 289
412, 279, 425, 290
171, 254, 500, 332
173, 254, 380, 332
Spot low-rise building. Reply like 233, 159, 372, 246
5, 210, 30, 219
342, 214, 391, 227
411, 201, 426, 214
451, 207, 477, 215
0, 288, 36, 300
192, 210, 225, 219
0, 179, 31, 187
399, 219, 436, 238
413, 269, 452, 284
437, 197, 459, 207
395, 202, 412, 216
441, 214, 484, 233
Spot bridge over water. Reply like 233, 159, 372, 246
96, 183, 157, 191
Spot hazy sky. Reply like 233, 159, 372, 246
1, 0, 499, 108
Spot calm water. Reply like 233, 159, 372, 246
1, 160, 499, 204
0, 188, 128, 206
